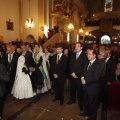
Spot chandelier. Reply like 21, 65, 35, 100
25, 0, 34, 28
79, 28, 84, 34
67, 23, 74, 31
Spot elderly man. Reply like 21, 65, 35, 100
81, 49, 103, 120
2, 46, 19, 92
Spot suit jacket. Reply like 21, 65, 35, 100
2, 52, 19, 77
52, 54, 67, 80
70, 52, 88, 78
82, 60, 103, 96
21, 51, 36, 68
0, 64, 9, 97
103, 57, 116, 83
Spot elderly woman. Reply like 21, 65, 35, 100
0, 63, 9, 119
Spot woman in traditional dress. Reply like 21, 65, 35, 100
11, 55, 35, 99
33, 44, 51, 93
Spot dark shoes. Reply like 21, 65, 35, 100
80, 111, 86, 116
52, 98, 57, 102
85, 116, 90, 120
60, 101, 64, 105
52, 98, 64, 105
67, 100, 76, 105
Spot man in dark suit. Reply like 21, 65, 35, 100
52, 45, 67, 105
0, 63, 9, 119
101, 49, 116, 113
2, 46, 19, 92
67, 42, 88, 114
81, 49, 103, 120
21, 44, 34, 68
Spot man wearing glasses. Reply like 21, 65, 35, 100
67, 42, 88, 115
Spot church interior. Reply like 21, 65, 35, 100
0, 0, 120, 120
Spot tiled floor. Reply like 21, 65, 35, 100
2, 91, 120, 120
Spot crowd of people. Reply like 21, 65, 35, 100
0, 40, 120, 120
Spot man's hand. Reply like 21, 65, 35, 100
81, 78, 86, 85
71, 72, 78, 78
53, 74, 58, 79
29, 67, 35, 72
107, 82, 111, 85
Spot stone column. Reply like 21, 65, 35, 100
49, 0, 54, 29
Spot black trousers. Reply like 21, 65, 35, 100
101, 84, 109, 110
70, 76, 84, 110
84, 91, 99, 120
0, 97, 4, 117
6, 75, 15, 93
54, 78, 64, 102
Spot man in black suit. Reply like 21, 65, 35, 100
81, 49, 103, 120
2, 46, 19, 92
21, 44, 34, 68
67, 42, 87, 114
0, 63, 9, 119
52, 45, 67, 105
101, 49, 116, 113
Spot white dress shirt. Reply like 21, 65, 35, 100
8, 53, 13, 63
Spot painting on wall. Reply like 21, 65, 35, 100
6, 19, 14, 31
105, 0, 113, 12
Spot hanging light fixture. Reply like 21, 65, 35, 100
67, 23, 74, 32
79, 28, 84, 34
25, 0, 34, 28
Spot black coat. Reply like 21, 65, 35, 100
2, 52, 19, 78
0, 64, 9, 97
70, 52, 88, 78
82, 60, 103, 96
21, 51, 36, 68
52, 54, 67, 80
103, 58, 116, 83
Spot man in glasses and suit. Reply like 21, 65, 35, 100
67, 42, 88, 115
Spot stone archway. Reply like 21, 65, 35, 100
26, 35, 35, 43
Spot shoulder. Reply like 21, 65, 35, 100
109, 58, 116, 64
95, 60, 102, 67
61, 54, 66, 58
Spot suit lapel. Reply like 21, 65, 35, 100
11, 53, 14, 64
106, 58, 110, 66
55, 54, 58, 64
75, 52, 82, 61
87, 60, 97, 71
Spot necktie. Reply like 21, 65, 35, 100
9, 54, 12, 63
87, 62, 92, 70
76, 53, 79, 60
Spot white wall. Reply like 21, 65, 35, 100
22, 0, 38, 41
0, 0, 20, 43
